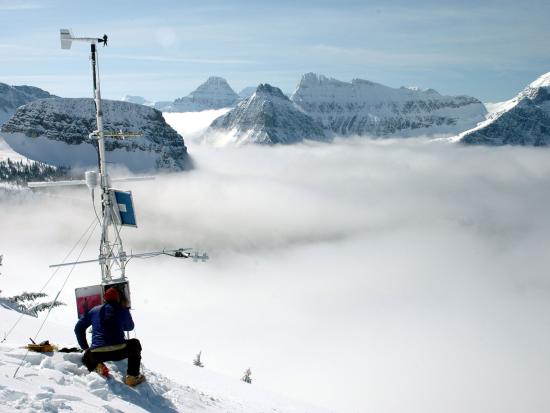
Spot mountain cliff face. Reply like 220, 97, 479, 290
162, 77, 239, 112
0, 83, 55, 125
207, 84, 327, 145
0, 98, 190, 172
458, 72, 550, 146
290, 73, 487, 137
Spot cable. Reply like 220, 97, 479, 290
91, 188, 103, 227
1, 218, 97, 344
34, 221, 97, 342
13, 220, 98, 378
39, 218, 97, 293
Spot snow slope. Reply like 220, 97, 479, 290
0, 134, 61, 189
291, 73, 487, 137
0, 135, 31, 163
0, 306, 329, 412
457, 72, 550, 146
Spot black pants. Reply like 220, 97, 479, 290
82, 338, 142, 376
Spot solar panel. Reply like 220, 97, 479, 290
112, 190, 137, 227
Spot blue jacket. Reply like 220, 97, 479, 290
74, 302, 134, 350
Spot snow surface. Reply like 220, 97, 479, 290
0, 305, 329, 412
0, 134, 41, 190
0, 135, 31, 163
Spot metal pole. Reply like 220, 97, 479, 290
90, 43, 111, 282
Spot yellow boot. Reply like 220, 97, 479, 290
125, 373, 146, 387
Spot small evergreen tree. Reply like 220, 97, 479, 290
9, 292, 47, 303
27, 301, 66, 316
193, 351, 204, 367
242, 368, 252, 384
7, 291, 65, 317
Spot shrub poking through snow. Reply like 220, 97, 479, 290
242, 368, 252, 384
193, 351, 204, 367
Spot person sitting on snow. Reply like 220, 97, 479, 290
74, 287, 145, 386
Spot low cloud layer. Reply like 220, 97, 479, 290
2, 138, 550, 412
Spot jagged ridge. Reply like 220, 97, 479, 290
290, 73, 487, 137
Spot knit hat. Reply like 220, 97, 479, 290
104, 287, 120, 303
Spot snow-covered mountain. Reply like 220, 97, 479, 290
0, 83, 55, 125
458, 72, 550, 146
161, 77, 240, 112
207, 84, 327, 145
0, 98, 190, 172
290, 73, 487, 137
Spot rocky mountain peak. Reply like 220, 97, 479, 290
189, 76, 237, 98
170, 76, 239, 112
206, 82, 327, 145
254, 84, 288, 100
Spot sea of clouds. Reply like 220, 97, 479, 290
1, 118, 550, 412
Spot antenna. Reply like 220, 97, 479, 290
103, 131, 143, 140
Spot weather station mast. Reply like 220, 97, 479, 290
26, 30, 208, 315
60, 29, 130, 284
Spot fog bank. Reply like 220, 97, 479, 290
1, 138, 550, 412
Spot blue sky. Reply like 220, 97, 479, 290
0, 0, 548, 102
